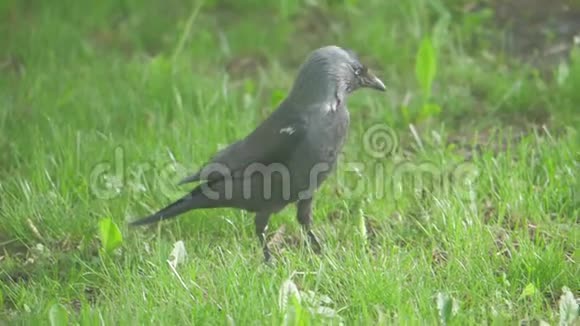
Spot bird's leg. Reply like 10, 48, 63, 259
255, 212, 272, 262
296, 198, 322, 254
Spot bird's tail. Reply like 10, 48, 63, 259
129, 188, 209, 226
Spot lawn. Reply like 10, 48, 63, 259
0, 0, 579, 324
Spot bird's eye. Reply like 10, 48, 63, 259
354, 67, 363, 76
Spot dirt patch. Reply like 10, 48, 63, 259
0, 55, 25, 76
446, 125, 546, 160
491, 0, 580, 66
0, 232, 28, 259
290, 5, 336, 52
90, 27, 135, 56
225, 53, 268, 79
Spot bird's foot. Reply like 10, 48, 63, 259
307, 230, 322, 254
262, 243, 274, 264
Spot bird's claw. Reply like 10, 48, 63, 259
307, 230, 322, 254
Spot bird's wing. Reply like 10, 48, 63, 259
178, 109, 309, 185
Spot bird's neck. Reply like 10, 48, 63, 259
286, 73, 347, 111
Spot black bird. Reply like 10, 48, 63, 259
130, 46, 386, 261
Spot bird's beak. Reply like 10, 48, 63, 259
361, 71, 386, 91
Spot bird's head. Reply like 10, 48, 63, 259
289, 46, 385, 105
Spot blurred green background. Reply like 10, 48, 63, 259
0, 0, 578, 324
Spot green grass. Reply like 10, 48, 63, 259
1, 0, 579, 324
